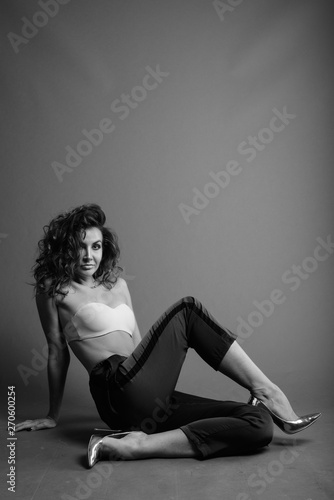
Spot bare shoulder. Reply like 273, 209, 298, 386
116, 276, 129, 290
36, 278, 64, 307
116, 277, 133, 307
35, 278, 54, 305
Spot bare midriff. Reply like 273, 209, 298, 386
68, 330, 135, 375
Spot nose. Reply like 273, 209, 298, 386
83, 247, 92, 261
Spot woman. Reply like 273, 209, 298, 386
16, 204, 321, 467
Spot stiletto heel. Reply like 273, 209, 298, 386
248, 396, 321, 434
87, 431, 132, 468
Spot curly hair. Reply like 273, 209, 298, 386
33, 204, 122, 297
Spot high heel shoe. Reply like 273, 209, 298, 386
248, 396, 321, 434
87, 431, 132, 468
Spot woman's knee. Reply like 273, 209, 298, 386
235, 405, 274, 449
181, 296, 196, 304
181, 296, 202, 310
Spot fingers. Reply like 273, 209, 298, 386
14, 420, 34, 432
14, 417, 57, 432
15, 420, 45, 432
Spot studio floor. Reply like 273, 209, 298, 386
1, 393, 333, 500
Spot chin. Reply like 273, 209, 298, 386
77, 267, 96, 278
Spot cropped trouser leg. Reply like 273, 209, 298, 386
89, 296, 273, 459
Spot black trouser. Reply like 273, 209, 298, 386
89, 296, 273, 458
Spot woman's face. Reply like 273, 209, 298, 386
75, 227, 103, 281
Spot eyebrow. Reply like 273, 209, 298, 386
80, 240, 102, 245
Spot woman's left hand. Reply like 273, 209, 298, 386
15, 416, 57, 432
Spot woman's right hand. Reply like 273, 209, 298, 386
15, 416, 57, 432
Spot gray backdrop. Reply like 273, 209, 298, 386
1, 0, 333, 416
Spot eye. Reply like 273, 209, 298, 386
93, 243, 102, 250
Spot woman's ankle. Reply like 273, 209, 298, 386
251, 383, 279, 401
251, 385, 299, 420
102, 432, 148, 460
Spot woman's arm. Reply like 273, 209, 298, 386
16, 290, 70, 431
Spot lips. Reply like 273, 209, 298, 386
81, 264, 95, 270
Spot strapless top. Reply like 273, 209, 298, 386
63, 302, 136, 343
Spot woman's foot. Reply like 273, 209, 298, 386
248, 394, 321, 434
88, 429, 198, 466
251, 384, 299, 421
218, 343, 300, 420
218, 341, 321, 432
102, 431, 149, 461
